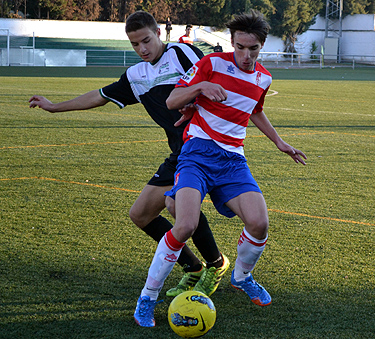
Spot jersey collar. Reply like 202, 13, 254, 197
150, 44, 168, 65
232, 52, 256, 73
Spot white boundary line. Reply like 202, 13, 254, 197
266, 89, 278, 96
264, 106, 375, 117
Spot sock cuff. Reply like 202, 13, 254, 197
241, 228, 268, 247
165, 230, 185, 251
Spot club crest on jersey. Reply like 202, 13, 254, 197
256, 71, 262, 86
227, 64, 235, 74
181, 65, 198, 83
159, 62, 170, 75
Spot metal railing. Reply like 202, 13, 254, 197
0, 48, 142, 67
1, 47, 374, 69
258, 51, 375, 69
86, 50, 142, 66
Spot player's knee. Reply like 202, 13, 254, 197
174, 220, 198, 242
184, 224, 197, 239
165, 196, 176, 218
129, 205, 142, 227
129, 205, 155, 228
245, 217, 269, 239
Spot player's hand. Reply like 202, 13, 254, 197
278, 141, 307, 165
200, 82, 227, 102
29, 95, 54, 112
174, 103, 197, 127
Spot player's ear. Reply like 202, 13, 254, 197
156, 28, 161, 38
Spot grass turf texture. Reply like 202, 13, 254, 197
0, 69, 374, 338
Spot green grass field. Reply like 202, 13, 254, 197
1, 68, 374, 338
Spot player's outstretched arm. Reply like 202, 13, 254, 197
166, 81, 227, 110
251, 111, 307, 165
275, 139, 307, 165
29, 90, 108, 113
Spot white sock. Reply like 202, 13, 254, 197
234, 228, 268, 282
141, 230, 185, 300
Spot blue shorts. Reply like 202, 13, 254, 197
165, 138, 262, 218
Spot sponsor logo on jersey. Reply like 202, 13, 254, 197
227, 64, 235, 74
181, 65, 198, 83
159, 62, 170, 75
256, 71, 262, 86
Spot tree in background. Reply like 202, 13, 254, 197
192, 0, 230, 27
0, 0, 374, 35
319, 0, 374, 17
4, 0, 24, 17
231, 0, 275, 17
74, 0, 101, 20
269, 0, 323, 54
168, 0, 197, 24
37, 0, 70, 20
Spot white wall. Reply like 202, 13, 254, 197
0, 18, 127, 40
295, 14, 375, 58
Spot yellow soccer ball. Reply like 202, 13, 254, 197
168, 291, 216, 338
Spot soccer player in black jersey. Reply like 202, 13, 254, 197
29, 11, 230, 322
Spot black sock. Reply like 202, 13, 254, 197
192, 212, 223, 268
142, 216, 202, 272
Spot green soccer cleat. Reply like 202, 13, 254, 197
193, 253, 230, 296
166, 266, 205, 297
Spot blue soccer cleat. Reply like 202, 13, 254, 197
231, 270, 272, 306
134, 295, 157, 327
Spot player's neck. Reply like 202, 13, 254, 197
151, 42, 166, 65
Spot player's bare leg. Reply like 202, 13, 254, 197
129, 184, 170, 228
129, 184, 202, 269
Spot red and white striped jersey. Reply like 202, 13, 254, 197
178, 35, 194, 45
176, 52, 272, 156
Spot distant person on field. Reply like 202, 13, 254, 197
165, 17, 172, 41
178, 24, 193, 45
213, 42, 223, 52
29, 10, 228, 318
133, 9, 307, 328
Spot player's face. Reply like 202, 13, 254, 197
128, 27, 164, 63
232, 31, 264, 71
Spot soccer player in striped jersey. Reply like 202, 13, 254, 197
135, 10, 307, 326
29, 11, 230, 324
178, 24, 194, 45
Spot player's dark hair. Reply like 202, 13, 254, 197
126, 11, 158, 34
226, 10, 270, 44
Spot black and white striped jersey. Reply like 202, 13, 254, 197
100, 43, 204, 162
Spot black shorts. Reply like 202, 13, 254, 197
147, 157, 177, 187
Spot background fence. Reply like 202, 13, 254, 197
1, 31, 375, 68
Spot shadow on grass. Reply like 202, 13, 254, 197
2, 283, 375, 339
